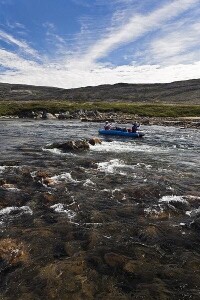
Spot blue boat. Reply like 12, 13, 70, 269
98, 129, 144, 138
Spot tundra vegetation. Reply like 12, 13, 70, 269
0, 101, 200, 118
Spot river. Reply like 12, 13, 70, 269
0, 119, 200, 299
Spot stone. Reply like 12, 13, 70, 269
88, 137, 102, 146
104, 252, 130, 268
51, 140, 90, 151
0, 238, 29, 266
57, 111, 70, 119
43, 113, 56, 120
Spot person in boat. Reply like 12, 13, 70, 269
104, 121, 112, 130
132, 122, 140, 133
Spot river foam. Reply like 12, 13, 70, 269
159, 195, 189, 205
90, 141, 170, 153
50, 203, 76, 221
0, 206, 33, 218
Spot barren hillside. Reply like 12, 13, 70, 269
0, 79, 200, 104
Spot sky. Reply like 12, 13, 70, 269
0, 0, 200, 88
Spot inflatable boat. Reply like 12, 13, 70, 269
98, 129, 145, 138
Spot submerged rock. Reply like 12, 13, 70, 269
0, 238, 29, 267
104, 252, 130, 268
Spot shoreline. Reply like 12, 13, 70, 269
0, 112, 200, 129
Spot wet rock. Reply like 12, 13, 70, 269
51, 140, 90, 151
146, 210, 171, 221
0, 189, 29, 209
168, 200, 189, 211
0, 238, 29, 267
138, 225, 161, 243
90, 210, 110, 223
17, 110, 36, 118
57, 111, 70, 119
88, 137, 102, 146
42, 192, 56, 204
64, 241, 83, 256
42, 177, 56, 187
42, 212, 58, 224
34, 111, 44, 119
0, 179, 6, 186
32, 170, 55, 187
104, 252, 130, 268
34, 170, 52, 180
42, 112, 56, 120
191, 217, 200, 230
123, 259, 158, 281
124, 184, 161, 202
0, 181, 17, 190
133, 281, 171, 300
79, 159, 97, 169
53, 242, 68, 259
37, 254, 92, 297
88, 230, 103, 249
48, 137, 102, 152
21, 168, 34, 184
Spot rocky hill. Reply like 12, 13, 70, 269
0, 79, 200, 104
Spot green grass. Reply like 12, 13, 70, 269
0, 100, 200, 118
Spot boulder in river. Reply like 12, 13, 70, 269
51, 140, 90, 151
88, 137, 102, 146
50, 137, 102, 152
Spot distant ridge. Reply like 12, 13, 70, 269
0, 79, 200, 104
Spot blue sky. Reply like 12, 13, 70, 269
0, 0, 200, 88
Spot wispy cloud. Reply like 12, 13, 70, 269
43, 22, 66, 50
83, 0, 199, 63
6, 21, 26, 30
0, 29, 39, 58
148, 21, 200, 64
0, 49, 40, 71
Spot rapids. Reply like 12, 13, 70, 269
0, 119, 200, 300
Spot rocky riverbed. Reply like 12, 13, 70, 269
0, 119, 200, 299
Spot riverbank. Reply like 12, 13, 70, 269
1, 109, 200, 129
81, 112, 200, 129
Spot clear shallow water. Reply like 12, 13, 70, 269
0, 119, 200, 299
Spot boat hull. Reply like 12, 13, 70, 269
98, 129, 144, 138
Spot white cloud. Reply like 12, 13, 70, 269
148, 21, 200, 64
0, 48, 200, 88
0, 49, 40, 71
0, 0, 200, 88
83, 0, 199, 63
0, 30, 39, 58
